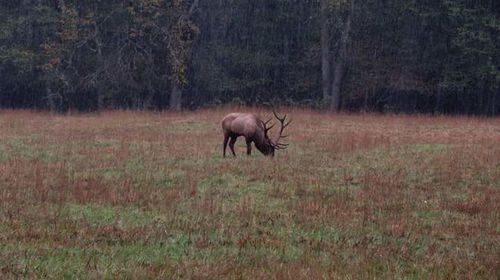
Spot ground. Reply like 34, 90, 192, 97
0, 108, 499, 279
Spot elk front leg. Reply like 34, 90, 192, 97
223, 134, 229, 157
245, 138, 252, 155
229, 136, 237, 157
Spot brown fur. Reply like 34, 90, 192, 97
221, 113, 275, 157
221, 111, 291, 157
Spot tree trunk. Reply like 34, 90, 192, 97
491, 89, 497, 116
435, 83, 443, 114
320, 0, 331, 102
94, 19, 104, 110
167, 0, 199, 111
330, 1, 353, 112
169, 81, 182, 111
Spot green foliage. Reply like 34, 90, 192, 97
0, 48, 36, 71
0, 0, 498, 113
443, 0, 500, 90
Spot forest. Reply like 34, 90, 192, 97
0, 0, 499, 114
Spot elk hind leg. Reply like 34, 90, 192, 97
229, 136, 237, 157
223, 134, 230, 157
245, 138, 252, 155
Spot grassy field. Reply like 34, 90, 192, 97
0, 108, 499, 279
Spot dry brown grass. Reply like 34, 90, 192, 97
0, 108, 499, 279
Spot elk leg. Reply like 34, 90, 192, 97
229, 136, 237, 157
223, 134, 229, 157
245, 138, 252, 155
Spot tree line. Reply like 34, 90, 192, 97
0, 0, 499, 115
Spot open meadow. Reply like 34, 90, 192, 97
0, 108, 499, 279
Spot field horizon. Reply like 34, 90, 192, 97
0, 108, 499, 278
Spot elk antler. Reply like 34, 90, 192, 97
263, 118, 275, 132
261, 119, 275, 136
272, 110, 292, 150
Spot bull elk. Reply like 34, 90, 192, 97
221, 111, 291, 157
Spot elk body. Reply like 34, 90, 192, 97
221, 111, 291, 157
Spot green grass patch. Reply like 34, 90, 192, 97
57, 203, 160, 228
1, 237, 191, 279
0, 137, 60, 162
164, 121, 213, 133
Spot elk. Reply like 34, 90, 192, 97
221, 111, 291, 157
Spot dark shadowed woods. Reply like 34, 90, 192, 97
0, 0, 499, 114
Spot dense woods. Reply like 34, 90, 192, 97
0, 0, 499, 114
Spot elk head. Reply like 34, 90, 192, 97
261, 111, 292, 156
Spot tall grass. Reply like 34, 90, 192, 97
0, 108, 499, 278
